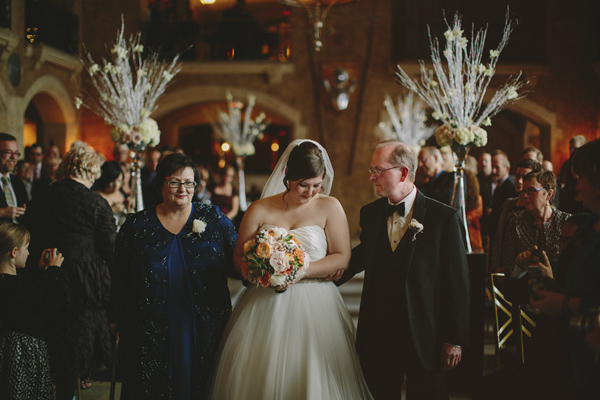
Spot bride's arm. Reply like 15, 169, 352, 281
232, 200, 264, 275
303, 197, 351, 279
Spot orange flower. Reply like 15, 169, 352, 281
256, 242, 272, 259
293, 248, 305, 264
258, 274, 270, 287
240, 261, 249, 279
243, 239, 256, 254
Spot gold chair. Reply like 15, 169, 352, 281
490, 273, 536, 367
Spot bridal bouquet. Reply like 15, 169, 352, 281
241, 227, 310, 288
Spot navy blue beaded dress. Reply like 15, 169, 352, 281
112, 202, 237, 400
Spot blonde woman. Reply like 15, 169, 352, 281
23, 143, 117, 400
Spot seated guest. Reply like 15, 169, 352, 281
417, 146, 455, 206
491, 159, 542, 273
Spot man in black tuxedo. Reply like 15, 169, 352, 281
338, 140, 469, 399
417, 146, 455, 206
0, 133, 28, 222
486, 151, 516, 243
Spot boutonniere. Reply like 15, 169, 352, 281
192, 219, 207, 237
408, 218, 424, 241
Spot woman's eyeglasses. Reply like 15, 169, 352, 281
167, 181, 197, 189
518, 187, 545, 197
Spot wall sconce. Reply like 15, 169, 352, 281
322, 63, 358, 111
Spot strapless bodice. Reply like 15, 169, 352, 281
260, 224, 327, 263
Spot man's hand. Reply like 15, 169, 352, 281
0, 206, 25, 219
441, 343, 462, 370
325, 269, 345, 281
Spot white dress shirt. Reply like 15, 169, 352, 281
387, 186, 417, 251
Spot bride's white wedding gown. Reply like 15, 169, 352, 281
210, 224, 373, 399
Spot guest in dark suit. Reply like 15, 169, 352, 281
417, 146, 455, 206
486, 151, 516, 243
140, 147, 162, 209
0, 133, 28, 222
337, 140, 470, 400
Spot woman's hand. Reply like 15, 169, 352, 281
530, 250, 553, 279
38, 248, 64, 270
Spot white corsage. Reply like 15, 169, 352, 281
192, 219, 207, 236
408, 218, 424, 241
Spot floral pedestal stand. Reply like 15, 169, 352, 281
450, 142, 473, 253
128, 143, 146, 213
236, 156, 248, 212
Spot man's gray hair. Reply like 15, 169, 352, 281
375, 140, 417, 182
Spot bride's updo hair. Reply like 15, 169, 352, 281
283, 141, 326, 190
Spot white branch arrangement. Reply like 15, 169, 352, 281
76, 18, 182, 147
378, 92, 436, 148
211, 91, 268, 157
396, 9, 528, 148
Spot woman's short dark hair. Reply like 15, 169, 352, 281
92, 161, 123, 192
283, 141, 325, 190
154, 153, 200, 191
524, 169, 557, 203
571, 139, 600, 188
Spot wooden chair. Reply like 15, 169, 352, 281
490, 273, 536, 368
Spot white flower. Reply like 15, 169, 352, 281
454, 127, 474, 145
269, 251, 290, 273
271, 227, 288, 239
137, 118, 161, 146
457, 37, 468, 48
473, 126, 488, 147
133, 44, 144, 53
89, 64, 100, 75
429, 80, 438, 89
162, 71, 174, 81
483, 117, 492, 127
137, 68, 146, 77
507, 87, 519, 100
444, 29, 454, 40
193, 219, 207, 236
490, 49, 500, 59
408, 218, 424, 241
75, 97, 83, 110
432, 111, 443, 120
477, 64, 487, 73
434, 124, 454, 147
270, 274, 287, 287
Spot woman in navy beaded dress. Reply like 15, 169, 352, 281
111, 153, 238, 400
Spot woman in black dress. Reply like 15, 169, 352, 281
24, 143, 117, 400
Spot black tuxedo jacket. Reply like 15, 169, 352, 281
419, 170, 455, 206
488, 175, 516, 239
0, 174, 28, 221
340, 190, 470, 372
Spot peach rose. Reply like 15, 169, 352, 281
256, 242, 272, 259
243, 239, 256, 254
258, 274, 270, 288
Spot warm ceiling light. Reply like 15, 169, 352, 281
200, 0, 216, 4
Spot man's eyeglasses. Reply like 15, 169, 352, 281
368, 166, 401, 176
0, 150, 21, 158
518, 187, 545, 197
167, 181, 197, 189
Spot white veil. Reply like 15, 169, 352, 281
260, 139, 334, 199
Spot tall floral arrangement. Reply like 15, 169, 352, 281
211, 91, 268, 157
76, 19, 182, 149
396, 9, 528, 149
211, 91, 268, 212
378, 92, 436, 149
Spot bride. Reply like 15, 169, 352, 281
210, 140, 372, 399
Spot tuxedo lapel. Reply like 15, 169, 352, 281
401, 191, 427, 270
